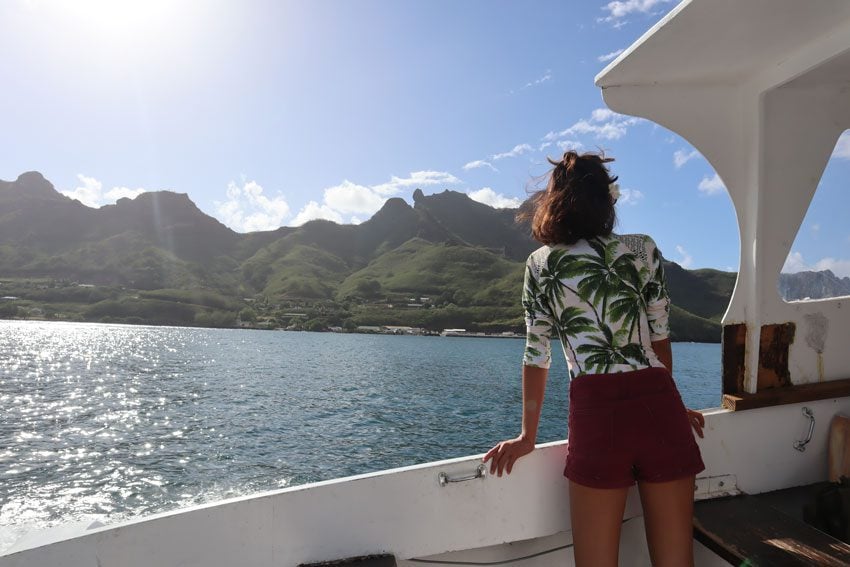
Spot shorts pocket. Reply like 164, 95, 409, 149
643, 393, 694, 448
567, 407, 614, 455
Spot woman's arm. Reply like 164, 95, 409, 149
651, 337, 672, 372
520, 365, 549, 443
483, 364, 548, 476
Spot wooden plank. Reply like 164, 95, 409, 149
829, 415, 850, 482
722, 377, 850, 411
757, 322, 795, 390
722, 323, 747, 396
693, 494, 850, 566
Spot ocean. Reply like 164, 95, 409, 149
0, 320, 721, 553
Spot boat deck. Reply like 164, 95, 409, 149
694, 482, 850, 566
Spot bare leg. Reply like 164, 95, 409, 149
638, 475, 696, 567
569, 480, 630, 567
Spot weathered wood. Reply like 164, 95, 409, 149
757, 322, 796, 390
693, 493, 850, 566
722, 377, 850, 411
829, 415, 850, 482
722, 323, 747, 396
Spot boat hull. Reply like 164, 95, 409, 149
2, 396, 843, 566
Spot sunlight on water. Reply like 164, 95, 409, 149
0, 320, 721, 553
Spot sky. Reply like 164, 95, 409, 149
0, 0, 848, 276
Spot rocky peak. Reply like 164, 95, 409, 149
3, 171, 67, 202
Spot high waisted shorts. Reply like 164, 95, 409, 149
564, 366, 705, 489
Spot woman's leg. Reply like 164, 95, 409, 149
569, 480, 630, 567
637, 475, 696, 567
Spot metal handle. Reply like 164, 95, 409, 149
794, 407, 815, 452
438, 463, 486, 487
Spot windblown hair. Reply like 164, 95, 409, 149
518, 150, 618, 245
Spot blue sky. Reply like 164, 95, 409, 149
1, 0, 848, 276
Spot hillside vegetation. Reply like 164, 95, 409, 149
0, 170, 798, 342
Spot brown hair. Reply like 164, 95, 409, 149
517, 150, 618, 245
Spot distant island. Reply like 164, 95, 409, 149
2, 172, 847, 342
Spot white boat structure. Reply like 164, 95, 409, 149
4, 0, 850, 565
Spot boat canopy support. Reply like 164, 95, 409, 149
596, 0, 850, 402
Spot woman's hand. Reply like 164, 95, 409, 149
687, 409, 705, 438
482, 435, 535, 477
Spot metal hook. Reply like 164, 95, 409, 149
794, 407, 815, 452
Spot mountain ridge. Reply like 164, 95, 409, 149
1, 171, 844, 340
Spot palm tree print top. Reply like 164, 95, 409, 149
522, 233, 670, 377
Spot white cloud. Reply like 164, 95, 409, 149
832, 131, 850, 160
467, 187, 523, 209
675, 245, 694, 269
522, 70, 552, 90
597, 48, 625, 63
698, 173, 726, 195
462, 109, 643, 174
814, 258, 850, 278
543, 108, 641, 143
782, 251, 850, 278
215, 180, 290, 232
591, 108, 616, 122
511, 70, 552, 94
556, 140, 585, 152
600, 0, 672, 25
290, 201, 343, 226
673, 149, 700, 168
618, 188, 644, 205
782, 251, 807, 273
371, 170, 461, 195
462, 160, 498, 172
62, 174, 103, 207
323, 180, 386, 214
565, 118, 635, 140
492, 143, 533, 161
105, 186, 146, 201
61, 174, 147, 208
290, 170, 463, 228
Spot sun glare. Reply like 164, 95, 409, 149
39, 0, 179, 39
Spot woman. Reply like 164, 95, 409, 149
483, 151, 706, 567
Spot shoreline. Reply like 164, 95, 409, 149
0, 317, 721, 343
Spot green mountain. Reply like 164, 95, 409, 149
0, 171, 736, 341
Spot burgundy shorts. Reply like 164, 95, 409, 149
564, 366, 705, 489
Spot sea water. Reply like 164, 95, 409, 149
0, 320, 720, 552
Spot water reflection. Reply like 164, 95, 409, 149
0, 320, 720, 552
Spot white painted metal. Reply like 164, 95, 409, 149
597, 0, 850, 392
3, 397, 847, 566
5, 1, 850, 565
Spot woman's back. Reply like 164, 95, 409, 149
522, 232, 671, 377
486, 150, 703, 567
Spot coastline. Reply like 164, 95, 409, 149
0, 317, 719, 343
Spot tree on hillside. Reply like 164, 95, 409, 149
356, 279, 381, 297
239, 307, 257, 323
